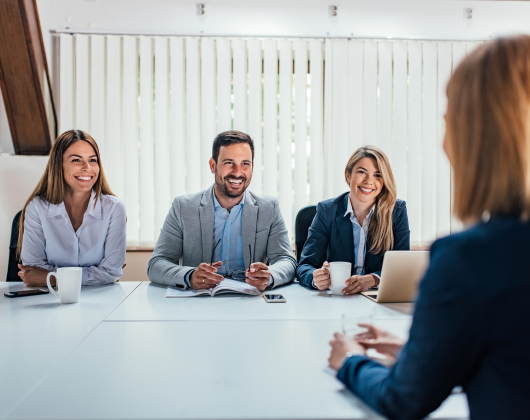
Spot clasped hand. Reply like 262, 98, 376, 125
190, 261, 271, 292
328, 324, 405, 370
18, 264, 52, 287
312, 261, 376, 294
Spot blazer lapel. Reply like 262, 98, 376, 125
199, 186, 215, 263
242, 191, 258, 269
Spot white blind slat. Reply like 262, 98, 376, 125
407, 42, 423, 246
139, 36, 155, 244
74, 34, 89, 132
248, 39, 263, 194
323, 39, 333, 198
392, 41, 408, 202
59, 34, 73, 133
185, 37, 202, 193
154, 37, 170, 239
200, 37, 216, 190
309, 39, 324, 205
279, 40, 293, 238
233, 39, 248, 133
263, 39, 278, 197
217, 38, 232, 133
421, 42, 438, 245
122, 36, 139, 245
294, 39, 308, 215
105, 35, 123, 199
169, 37, 186, 199
363, 41, 378, 147
436, 42, 452, 238
331, 39, 349, 198
377, 41, 393, 160
89, 35, 105, 155
347, 40, 363, 153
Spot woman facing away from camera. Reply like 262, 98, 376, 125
328, 35, 530, 419
17, 130, 126, 287
296, 145, 410, 294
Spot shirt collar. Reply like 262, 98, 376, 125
212, 188, 245, 210
344, 194, 375, 223
46, 190, 101, 219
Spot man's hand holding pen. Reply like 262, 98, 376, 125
245, 262, 271, 291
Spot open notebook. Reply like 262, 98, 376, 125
165, 278, 262, 297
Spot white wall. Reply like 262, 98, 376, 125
0, 155, 49, 278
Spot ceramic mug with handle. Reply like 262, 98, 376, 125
328, 262, 352, 295
46, 267, 82, 304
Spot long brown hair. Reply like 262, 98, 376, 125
17, 130, 114, 257
446, 36, 530, 222
344, 146, 397, 254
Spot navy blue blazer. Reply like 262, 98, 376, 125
296, 193, 410, 289
338, 216, 530, 419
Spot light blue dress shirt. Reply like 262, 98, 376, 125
185, 188, 273, 287
21, 190, 127, 286
344, 195, 380, 279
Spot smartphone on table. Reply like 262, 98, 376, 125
263, 294, 286, 303
4, 289, 49, 298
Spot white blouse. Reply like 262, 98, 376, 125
21, 191, 127, 285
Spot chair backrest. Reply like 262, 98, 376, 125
295, 205, 317, 263
7, 210, 22, 281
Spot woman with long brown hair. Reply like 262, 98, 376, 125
296, 146, 410, 293
17, 130, 126, 287
328, 36, 530, 419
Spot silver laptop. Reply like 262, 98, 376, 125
361, 251, 430, 303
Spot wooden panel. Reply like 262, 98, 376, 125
0, 0, 55, 154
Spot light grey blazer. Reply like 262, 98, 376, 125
147, 185, 296, 289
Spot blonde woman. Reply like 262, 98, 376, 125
17, 130, 126, 287
296, 146, 410, 294
328, 36, 530, 419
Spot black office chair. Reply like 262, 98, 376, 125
294, 205, 317, 263
6, 211, 22, 281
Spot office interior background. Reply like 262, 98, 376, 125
1, 0, 530, 280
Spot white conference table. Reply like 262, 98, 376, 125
2, 281, 469, 420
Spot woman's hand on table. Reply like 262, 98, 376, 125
328, 332, 366, 370
355, 324, 405, 360
312, 261, 331, 290
342, 274, 376, 295
18, 264, 52, 287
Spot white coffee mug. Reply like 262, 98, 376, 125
328, 262, 352, 295
46, 267, 82, 304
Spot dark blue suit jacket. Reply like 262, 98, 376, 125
338, 216, 530, 420
296, 193, 410, 289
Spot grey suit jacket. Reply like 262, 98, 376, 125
147, 185, 296, 289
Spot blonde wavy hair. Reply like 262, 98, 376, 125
344, 146, 397, 254
17, 130, 114, 258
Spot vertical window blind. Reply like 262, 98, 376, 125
57, 34, 482, 247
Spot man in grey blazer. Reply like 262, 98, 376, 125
147, 130, 296, 291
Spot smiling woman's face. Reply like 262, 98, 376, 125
62, 141, 99, 194
347, 157, 383, 206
